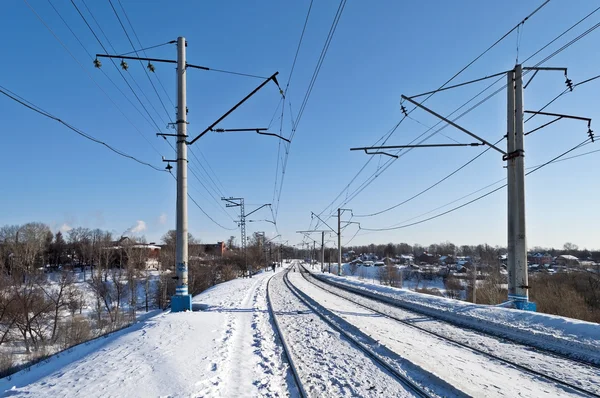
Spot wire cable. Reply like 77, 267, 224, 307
108, 0, 171, 125
168, 173, 237, 231
116, 0, 176, 110
285, 0, 314, 94
354, 136, 505, 217
0, 85, 164, 172
315, 4, 600, 225
164, 140, 235, 221
360, 137, 593, 232
116, 40, 176, 56
273, 0, 347, 221
311, 2, 551, 229
28, 0, 165, 158
71, 0, 164, 133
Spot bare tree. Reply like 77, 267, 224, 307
11, 272, 52, 353
38, 271, 77, 342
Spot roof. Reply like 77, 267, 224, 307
558, 254, 579, 261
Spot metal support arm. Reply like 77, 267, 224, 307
401, 95, 506, 155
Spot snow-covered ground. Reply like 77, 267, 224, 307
313, 269, 600, 364
294, 271, 600, 396
1, 269, 162, 370
0, 268, 291, 397
269, 269, 441, 397
2, 261, 599, 397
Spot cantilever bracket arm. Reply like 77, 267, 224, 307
351, 143, 483, 152
256, 130, 291, 143
310, 212, 337, 235
524, 110, 592, 137
364, 149, 398, 158
212, 128, 290, 143
188, 72, 281, 146
401, 95, 506, 155
245, 203, 271, 218
524, 110, 591, 124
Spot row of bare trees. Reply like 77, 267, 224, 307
0, 223, 164, 375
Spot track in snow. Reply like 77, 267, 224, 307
267, 263, 465, 398
298, 264, 600, 397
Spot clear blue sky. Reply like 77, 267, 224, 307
1, 1, 599, 250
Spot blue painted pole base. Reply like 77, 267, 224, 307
171, 294, 192, 312
501, 294, 537, 312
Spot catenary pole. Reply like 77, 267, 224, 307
514, 64, 529, 303
321, 231, 325, 273
338, 208, 342, 276
172, 36, 191, 311
507, 69, 517, 300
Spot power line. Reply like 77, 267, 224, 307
27, 0, 165, 158
354, 69, 600, 219
360, 137, 594, 232
311, 2, 552, 230
187, 147, 227, 198
115, 0, 176, 114
115, 1, 241, 201
51, 0, 226, 203
0, 85, 164, 172
117, 40, 176, 56
112, 1, 177, 109
315, 4, 600, 226
164, 140, 234, 221
108, 0, 172, 124
273, 0, 347, 220
168, 173, 237, 231
285, 0, 314, 93
522, 5, 600, 64
70, 0, 164, 133
354, 136, 505, 218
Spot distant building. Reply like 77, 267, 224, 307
395, 254, 414, 264
195, 242, 226, 257
555, 254, 579, 267
528, 252, 552, 265
418, 252, 436, 265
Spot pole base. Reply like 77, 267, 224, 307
499, 295, 537, 311
171, 294, 192, 312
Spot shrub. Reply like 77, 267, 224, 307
415, 287, 444, 297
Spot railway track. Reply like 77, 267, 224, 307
265, 268, 308, 398
267, 264, 452, 397
297, 264, 600, 397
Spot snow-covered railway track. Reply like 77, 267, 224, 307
266, 270, 308, 398
267, 265, 459, 397
298, 265, 600, 397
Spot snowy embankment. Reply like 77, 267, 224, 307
313, 271, 600, 365
0, 269, 291, 397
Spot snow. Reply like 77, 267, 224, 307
3, 261, 599, 397
268, 270, 420, 397
0, 269, 292, 397
313, 270, 600, 365
298, 271, 600, 396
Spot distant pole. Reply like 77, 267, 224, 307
514, 64, 529, 303
321, 231, 325, 273
337, 208, 342, 276
312, 241, 316, 269
472, 262, 477, 304
172, 36, 191, 312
